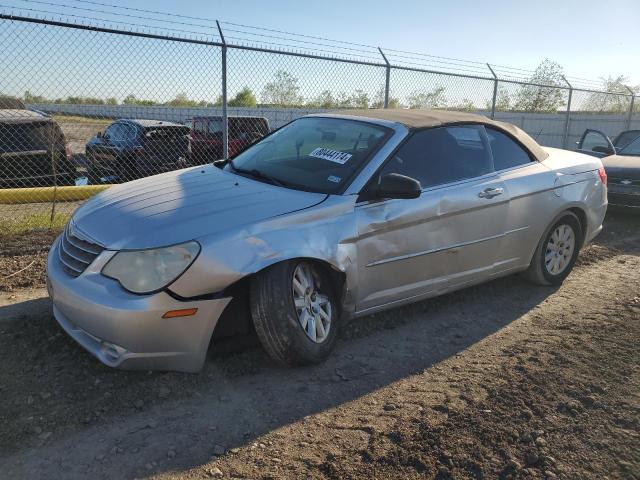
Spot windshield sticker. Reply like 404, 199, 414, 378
327, 175, 341, 183
309, 147, 352, 164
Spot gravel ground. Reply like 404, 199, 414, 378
0, 211, 638, 479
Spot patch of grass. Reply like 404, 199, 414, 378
0, 212, 70, 235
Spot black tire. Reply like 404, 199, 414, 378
522, 212, 583, 286
250, 260, 340, 366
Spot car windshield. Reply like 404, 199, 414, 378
226, 117, 390, 194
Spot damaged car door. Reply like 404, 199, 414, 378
354, 125, 509, 313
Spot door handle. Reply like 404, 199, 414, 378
478, 187, 504, 199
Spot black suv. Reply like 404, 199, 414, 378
0, 109, 76, 188
85, 119, 191, 183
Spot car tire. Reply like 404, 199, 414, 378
250, 260, 340, 366
522, 212, 583, 286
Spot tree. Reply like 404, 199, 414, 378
228, 87, 257, 107
261, 70, 302, 106
23, 90, 48, 104
123, 94, 157, 106
407, 86, 447, 109
513, 59, 565, 112
338, 90, 370, 108
582, 76, 638, 113
371, 86, 400, 109
165, 93, 206, 107
308, 90, 338, 108
452, 98, 476, 112
105, 97, 118, 105
485, 86, 511, 112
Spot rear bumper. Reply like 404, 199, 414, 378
47, 237, 231, 372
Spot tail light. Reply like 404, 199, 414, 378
65, 143, 73, 160
598, 166, 607, 187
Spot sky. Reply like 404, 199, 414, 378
1, 0, 639, 105
120, 0, 640, 85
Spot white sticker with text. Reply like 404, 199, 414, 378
327, 175, 342, 183
309, 147, 352, 164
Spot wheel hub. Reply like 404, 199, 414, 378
292, 264, 332, 344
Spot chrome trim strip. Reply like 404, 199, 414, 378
365, 226, 529, 267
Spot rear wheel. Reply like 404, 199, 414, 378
522, 212, 582, 286
250, 261, 339, 366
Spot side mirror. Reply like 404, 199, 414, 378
592, 145, 614, 155
374, 173, 422, 200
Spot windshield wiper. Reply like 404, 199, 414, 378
229, 162, 286, 188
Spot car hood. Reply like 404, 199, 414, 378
72, 165, 327, 250
603, 155, 640, 180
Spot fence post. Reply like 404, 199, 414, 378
216, 20, 229, 159
561, 76, 573, 149
378, 48, 390, 108
487, 63, 497, 119
625, 86, 635, 131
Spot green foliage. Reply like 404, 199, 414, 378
338, 89, 370, 108
165, 93, 209, 107
452, 98, 476, 112
122, 94, 157, 106
371, 86, 400, 109
309, 90, 337, 108
261, 70, 302, 106
513, 59, 565, 112
23, 90, 48, 104
582, 76, 637, 113
486, 86, 511, 112
228, 87, 257, 107
407, 86, 447, 109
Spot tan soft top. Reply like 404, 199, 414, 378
330, 109, 549, 162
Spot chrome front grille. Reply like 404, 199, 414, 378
58, 223, 104, 277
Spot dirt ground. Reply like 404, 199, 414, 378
0, 211, 638, 479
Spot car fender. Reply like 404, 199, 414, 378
168, 194, 360, 309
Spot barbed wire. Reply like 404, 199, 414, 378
0, 0, 630, 91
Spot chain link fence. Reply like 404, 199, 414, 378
1, 12, 638, 234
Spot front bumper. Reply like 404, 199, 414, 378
47, 237, 231, 372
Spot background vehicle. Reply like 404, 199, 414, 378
189, 116, 269, 164
85, 119, 190, 183
48, 110, 607, 372
577, 129, 640, 208
0, 109, 76, 188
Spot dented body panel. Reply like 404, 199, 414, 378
47, 112, 607, 372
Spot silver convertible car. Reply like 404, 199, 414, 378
47, 110, 608, 372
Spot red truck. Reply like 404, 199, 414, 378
189, 116, 270, 164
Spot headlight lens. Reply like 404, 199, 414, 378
102, 241, 200, 294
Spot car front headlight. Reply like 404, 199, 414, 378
102, 241, 200, 294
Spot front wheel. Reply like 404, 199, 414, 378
522, 212, 582, 286
250, 261, 339, 366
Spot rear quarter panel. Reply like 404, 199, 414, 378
542, 147, 607, 244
